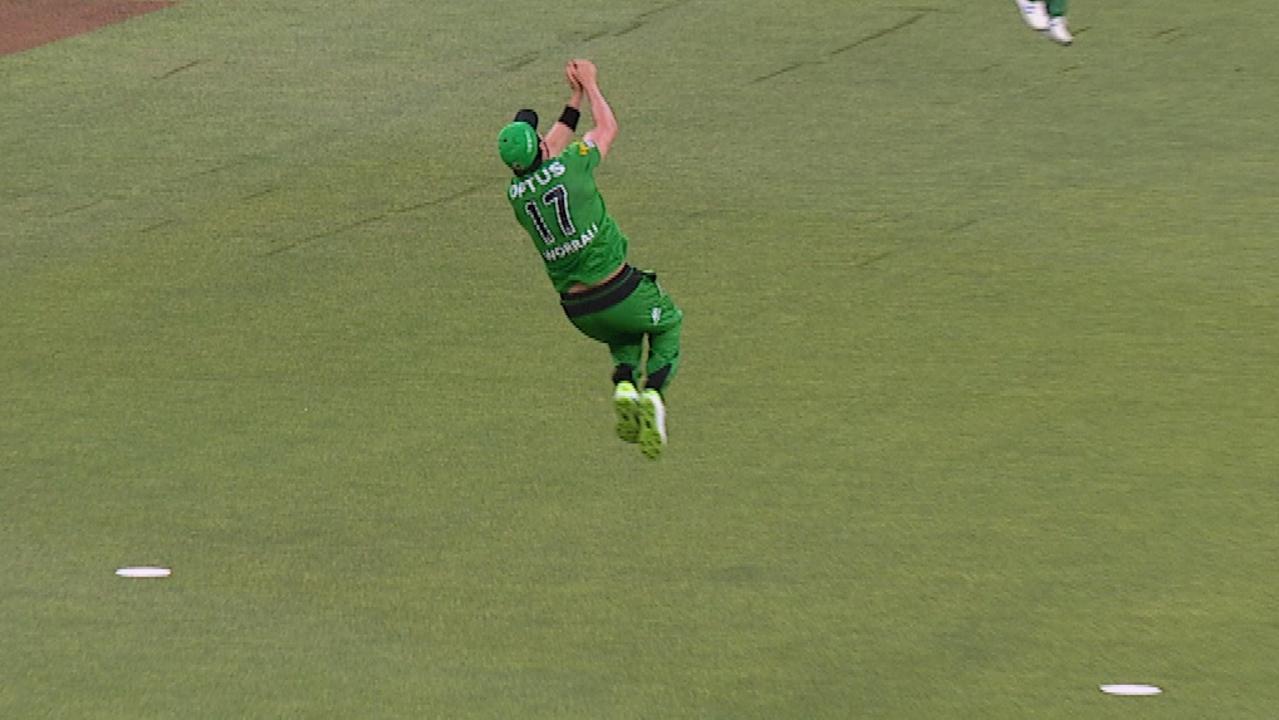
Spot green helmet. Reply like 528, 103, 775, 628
497, 109, 540, 174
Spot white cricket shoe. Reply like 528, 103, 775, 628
1015, 0, 1050, 31
1047, 16, 1074, 45
637, 389, 667, 460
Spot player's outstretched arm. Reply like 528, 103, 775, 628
572, 60, 618, 159
543, 62, 583, 158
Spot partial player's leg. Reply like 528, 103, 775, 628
609, 342, 643, 443
633, 273, 682, 460
1014, 0, 1049, 31
642, 299, 682, 395
636, 388, 667, 460
1046, 0, 1072, 44
562, 265, 684, 458
564, 299, 646, 443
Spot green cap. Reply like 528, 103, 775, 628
498, 113, 540, 173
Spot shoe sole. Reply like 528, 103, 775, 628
637, 401, 665, 460
614, 395, 640, 444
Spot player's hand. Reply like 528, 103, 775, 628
570, 59, 598, 88
564, 60, 583, 91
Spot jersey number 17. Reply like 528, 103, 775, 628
524, 184, 575, 245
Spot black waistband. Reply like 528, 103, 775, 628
560, 265, 639, 318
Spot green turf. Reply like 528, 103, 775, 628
2, 1, 1277, 717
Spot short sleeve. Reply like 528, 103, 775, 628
565, 140, 601, 173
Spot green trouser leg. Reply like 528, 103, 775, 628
644, 308, 681, 393
609, 341, 642, 384
566, 270, 684, 393
1047, 0, 1067, 17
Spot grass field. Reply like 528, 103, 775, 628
3, 1, 1278, 717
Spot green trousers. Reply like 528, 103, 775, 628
561, 267, 683, 392
1048, 0, 1067, 16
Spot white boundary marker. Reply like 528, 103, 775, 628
115, 567, 171, 578
1100, 684, 1162, 696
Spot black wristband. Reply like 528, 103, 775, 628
558, 106, 581, 131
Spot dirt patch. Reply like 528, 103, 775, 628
0, 0, 174, 56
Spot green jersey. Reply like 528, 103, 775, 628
506, 139, 628, 294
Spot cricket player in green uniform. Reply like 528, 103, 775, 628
497, 59, 682, 460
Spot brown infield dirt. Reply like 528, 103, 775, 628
0, 0, 174, 56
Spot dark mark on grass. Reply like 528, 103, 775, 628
3, 183, 53, 202
752, 13, 927, 84
140, 219, 176, 234
263, 214, 388, 257
502, 1, 686, 74
155, 59, 202, 80
394, 182, 487, 214
855, 250, 896, 269
637, 0, 690, 20
176, 156, 253, 181
613, 20, 645, 37
1060, 64, 1081, 73
263, 183, 487, 257
1152, 27, 1181, 38
241, 187, 275, 201
500, 52, 539, 72
751, 61, 811, 84
946, 219, 980, 234
830, 13, 927, 55
49, 198, 104, 217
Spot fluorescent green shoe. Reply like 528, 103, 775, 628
613, 381, 641, 443
637, 389, 667, 460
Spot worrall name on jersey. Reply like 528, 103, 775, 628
508, 161, 567, 199
542, 222, 599, 261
